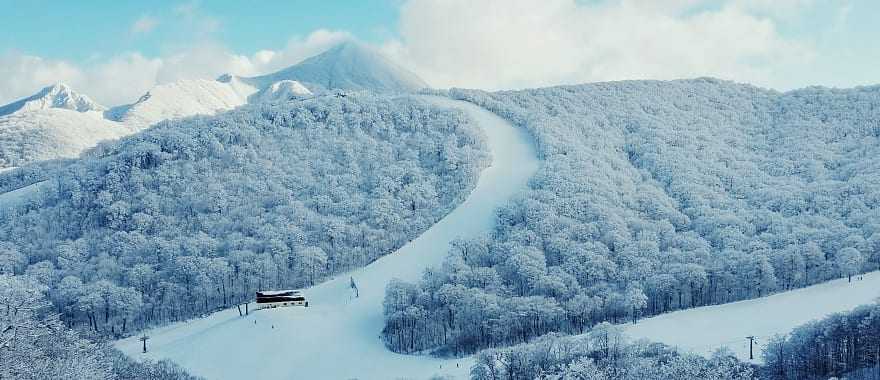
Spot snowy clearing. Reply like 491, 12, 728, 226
625, 270, 880, 363
0, 180, 46, 210
115, 96, 540, 380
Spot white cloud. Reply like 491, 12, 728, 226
131, 15, 159, 35
173, 1, 199, 17
246, 29, 352, 74
172, 0, 221, 36
386, 0, 815, 90
0, 53, 85, 104
85, 53, 164, 104
737, 0, 815, 18
0, 1, 858, 106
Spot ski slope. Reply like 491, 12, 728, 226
625, 271, 880, 363
115, 96, 540, 380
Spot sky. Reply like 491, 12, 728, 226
1, 0, 878, 106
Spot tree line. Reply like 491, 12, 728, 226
763, 302, 880, 380
0, 274, 202, 379
468, 326, 755, 380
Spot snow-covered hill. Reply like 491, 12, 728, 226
0, 109, 133, 168
0, 78, 258, 169
0, 83, 105, 117
244, 41, 428, 93
247, 79, 312, 104
107, 77, 257, 128
115, 97, 539, 380
0, 83, 134, 169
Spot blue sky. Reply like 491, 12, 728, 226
0, 0, 399, 61
1, 0, 878, 105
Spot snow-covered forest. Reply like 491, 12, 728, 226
469, 327, 754, 380
0, 94, 488, 339
0, 274, 203, 379
383, 79, 880, 354
763, 301, 880, 380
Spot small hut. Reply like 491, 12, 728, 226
254, 290, 308, 309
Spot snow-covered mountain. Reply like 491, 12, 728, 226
0, 42, 425, 169
107, 77, 258, 128
0, 83, 131, 168
0, 83, 105, 117
0, 109, 131, 169
243, 41, 428, 93
248, 79, 312, 103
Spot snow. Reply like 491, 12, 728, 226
0, 77, 260, 168
0, 108, 133, 168
0, 180, 47, 210
108, 78, 258, 128
115, 96, 540, 380
624, 271, 880, 363
0, 83, 105, 117
0, 83, 126, 168
249, 80, 312, 103
244, 41, 428, 93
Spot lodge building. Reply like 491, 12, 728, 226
255, 290, 309, 309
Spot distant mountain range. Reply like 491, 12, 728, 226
0, 41, 428, 169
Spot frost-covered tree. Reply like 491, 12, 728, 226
386, 80, 880, 354
468, 331, 754, 380
836, 247, 865, 282
0, 275, 112, 379
623, 287, 648, 324
763, 302, 880, 380
0, 94, 489, 340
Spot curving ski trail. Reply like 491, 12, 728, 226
115, 96, 540, 380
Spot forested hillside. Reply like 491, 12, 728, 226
763, 301, 880, 380
0, 94, 489, 337
384, 79, 880, 354
0, 275, 202, 380
469, 327, 754, 380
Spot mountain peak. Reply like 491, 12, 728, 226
0, 82, 105, 117
323, 40, 372, 57
243, 41, 428, 93
41, 82, 72, 93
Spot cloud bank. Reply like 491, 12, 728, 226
0, 30, 350, 105
130, 15, 159, 35
385, 0, 814, 91
0, 0, 859, 105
